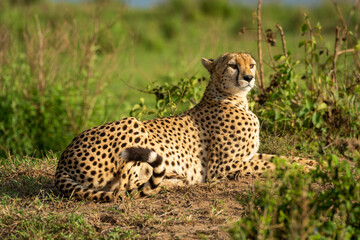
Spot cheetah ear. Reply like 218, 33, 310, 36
201, 58, 214, 73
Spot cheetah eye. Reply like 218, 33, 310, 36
250, 64, 255, 69
228, 64, 237, 69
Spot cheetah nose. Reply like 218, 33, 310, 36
243, 75, 254, 82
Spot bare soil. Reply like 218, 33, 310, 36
0, 163, 257, 239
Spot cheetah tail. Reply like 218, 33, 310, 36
55, 172, 117, 202
119, 147, 165, 196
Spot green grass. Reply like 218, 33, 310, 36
0, 0, 360, 239
229, 155, 360, 239
1, 0, 354, 157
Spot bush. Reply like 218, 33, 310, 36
130, 76, 205, 119
199, 0, 233, 18
0, 62, 71, 156
229, 155, 360, 239
0, 54, 107, 158
253, 15, 360, 140
0, 15, 110, 158
8, 0, 43, 5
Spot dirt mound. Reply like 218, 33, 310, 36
0, 163, 255, 239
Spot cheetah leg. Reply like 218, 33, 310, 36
119, 147, 165, 197
206, 154, 272, 181
252, 153, 318, 169
225, 157, 276, 179
206, 153, 317, 181
228, 153, 317, 179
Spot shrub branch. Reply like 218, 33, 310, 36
256, 0, 265, 94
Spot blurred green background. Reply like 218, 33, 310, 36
0, 0, 359, 157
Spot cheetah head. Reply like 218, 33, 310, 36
202, 52, 256, 97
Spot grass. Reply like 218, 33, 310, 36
0, 141, 359, 238
230, 155, 360, 239
1, 0, 360, 238
0, 1, 348, 157
0, 153, 251, 239
1, 0, 356, 157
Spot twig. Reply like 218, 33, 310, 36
256, 0, 265, 94
276, 24, 287, 57
176, 79, 190, 109
263, 28, 276, 69
119, 78, 151, 94
331, 0, 360, 72
350, 0, 360, 71
331, 0, 348, 42
332, 26, 341, 91
304, 15, 315, 89
331, 0, 350, 84
35, 15, 45, 97
336, 48, 356, 56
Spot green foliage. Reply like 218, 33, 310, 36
6, 0, 43, 5
106, 227, 139, 239
156, 0, 237, 25
1, 0, 358, 159
0, 1, 359, 238
0, 59, 67, 157
119, 8, 360, 238
0, 19, 109, 158
159, 15, 182, 40
158, 0, 200, 22
3, 212, 96, 239
229, 155, 360, 239
199, 0, 233, 18
254, 15, 360, 139
130, 76, 205, 119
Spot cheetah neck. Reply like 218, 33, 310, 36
199, 80, 249, 110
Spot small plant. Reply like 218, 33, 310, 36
229, 155, 360, 239
106, 227, 139, 240
0, 212, 97, 239
130, 76, 205, 119
0, 16, 111, 158
209, 198, 225, 219
253, 6, 360, 141
230, 2, 360, 238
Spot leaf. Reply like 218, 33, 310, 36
298, 40, 306, 48
321, 221, 336, 235
305, 99, 314, 110
315, 22, 322, 31
277, 55, 287, 62
354, 86, 360, 94
312, 112, 322, 128
274, 54, 285, 61
300, 23, 308, 33
355, 40, 360, 51
312, 36, 317, 46
316, 102, 328, 112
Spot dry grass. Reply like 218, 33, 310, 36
0, 156, 257, 239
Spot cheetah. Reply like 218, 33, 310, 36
55, 52, 316, 201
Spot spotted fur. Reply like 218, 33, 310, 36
55, 52, 316, 201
